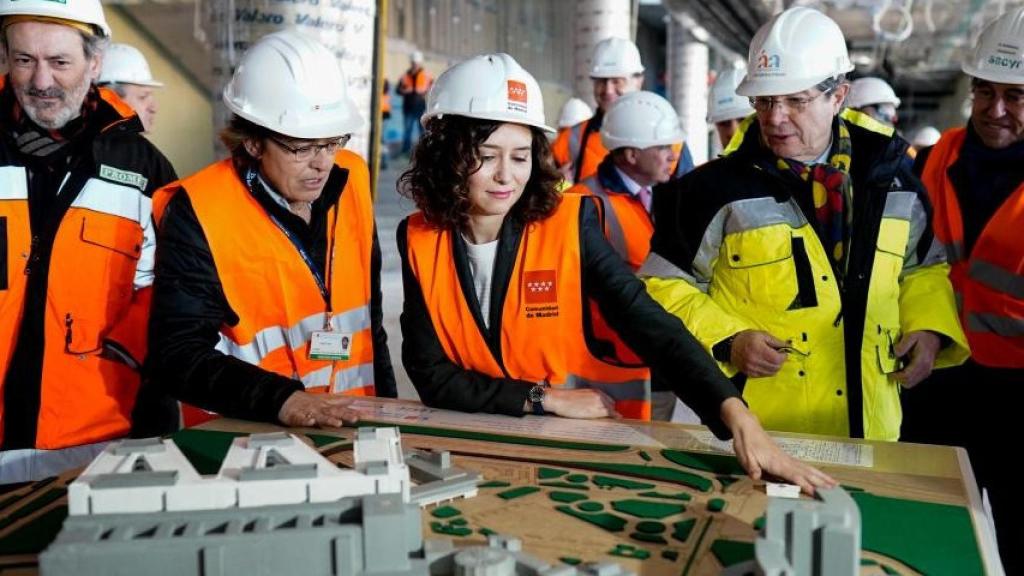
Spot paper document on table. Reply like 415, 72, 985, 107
685, 430, 874, 468
348, 399, 664, 448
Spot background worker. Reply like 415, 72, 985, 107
846, 76, 902, 127
640, 6, 968, 442
901, 7, 1024, 570
566, 90, 685, 421
97, 42, 162, 133
397, 50, 432, 157
0, 0, 176, 482
551, 37, 694, 184
146, 31, 395, 431
708, 68, 755, 148
397, 52, 835, 494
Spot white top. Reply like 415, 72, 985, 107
463, 235, 499, 329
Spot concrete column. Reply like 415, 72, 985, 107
667, 17, 709, 166
573, 0, 633, 106
208, 0, 378, 159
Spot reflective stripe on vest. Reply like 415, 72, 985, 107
0, 166, 28, 200
923, 126, 1024, 366
70, 177, 151, 224
568, 124, 583, 172
166, 155, 377, 397
405, 195, 651, 420
581, 176, 629, 262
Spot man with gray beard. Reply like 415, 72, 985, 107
0, 0, 176, 482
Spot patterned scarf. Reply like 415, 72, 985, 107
774, 118, 853, 278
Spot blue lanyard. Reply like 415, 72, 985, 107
246, 168, 333, 308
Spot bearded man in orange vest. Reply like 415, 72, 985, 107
901, 8, 1024, 571
0, 0, 177, 482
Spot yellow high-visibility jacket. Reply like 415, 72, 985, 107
640, 110, 968, 440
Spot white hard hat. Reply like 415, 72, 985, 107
557, 97, 593, 128
423, 53, 554, 133
0, 0, 110, 38
912, 126, 942, 148
847, 77, 900, 108
223, 30, 363, 139
99, 43, 163, 87
590, 37, 645, 78
708, 68, 754, 123
962, 6, 1024, 85
736, 7, 853, 97
601, 91, 684, 151
411, 50, 424, 64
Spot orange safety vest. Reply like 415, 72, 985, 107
0, 96, 153, 449
399, 68, 432, 95
552, 117, 687, 184
923, 127, 1024, 368
566, 175, 651, 365
405, 195, 651, 420
153, 152, 377, 425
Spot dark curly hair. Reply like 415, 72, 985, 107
398, 115, 562, 229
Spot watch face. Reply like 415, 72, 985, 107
528, 385, 546, 403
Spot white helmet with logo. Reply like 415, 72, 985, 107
223, 30, 363, 139
708, 68, 754, 123
601, 91, 684, 151
736, 6, 853, 97
423, 53, 554, 133
99, 43, 163, 87
962, 6, 1024, 85
590, 37, 645, 79
0, 0, 110, 38
847, 77, 900, 108
557, 97, 593, 128
911, 126, 942, 148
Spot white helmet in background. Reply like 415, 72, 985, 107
601, 91, 684, 151
557, 97, 593, 128
737, 6, 853, 97
847, 77, 900, 108
411, 50, 424, 65
423, 53, 554, 133
0, 0, 110, 37
99, 43, 163, 87
962, 6, 1024, 85
223, 30, 363, 139
590, 37, 645, 78
912, 126, 942, 148
708, 68, 754, 123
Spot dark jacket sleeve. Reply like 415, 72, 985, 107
370, 225, 398, 397
147, 192, 303, 423
578, 201, 740, 438
397, 218, 533, 415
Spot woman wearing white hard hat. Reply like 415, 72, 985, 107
708, 68, 754, 148
145, 30, 395, 430
397, 53, 834, 494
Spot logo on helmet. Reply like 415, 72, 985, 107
757, 50, 781, 70
987, 54, 1022, 70
507, 80, 528, 114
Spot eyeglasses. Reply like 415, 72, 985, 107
971, 84, 1024, 111
267, 134, 351, 161
749, 90, 831, 114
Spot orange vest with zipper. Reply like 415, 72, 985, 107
153, 152, 377, 420
405, 195, 651, 419
0, 88, 152, 449
923, 127, 1024, 367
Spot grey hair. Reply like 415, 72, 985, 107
815, 74, 847, 95
1, 26, 108, 60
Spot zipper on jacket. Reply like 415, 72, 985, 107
24, 235, 39, 276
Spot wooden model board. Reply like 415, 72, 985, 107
0, 398, 1001, 575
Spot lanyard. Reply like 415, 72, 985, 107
247, 168, 339, 329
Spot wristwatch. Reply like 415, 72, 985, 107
527, 382, 549, 415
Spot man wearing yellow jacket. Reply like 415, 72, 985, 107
639, 7, 968, 441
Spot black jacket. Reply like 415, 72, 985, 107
1, 84, 177, 449
138, 162, 395, 434
398, 199, 740, 438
